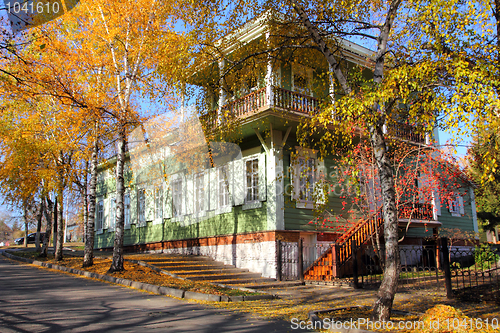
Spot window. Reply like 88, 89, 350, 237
360, 166, 382, 213
298, 157, 315, 202
155, 186, 163, 220
219, 165, 230, 208
450, 198, 459, 214
109, 196, 116, 230
124, 193, 130, 227
449, 194, 464, 217
245, 158, 259, 202
96, 200, 104, 230
138, 189, 146, 225
292, 64, 312, 95
194, 173, 204, 213
292, 148, 324, 209
172, 179, 183, 217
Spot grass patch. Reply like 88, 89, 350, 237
8, 250, 259, 297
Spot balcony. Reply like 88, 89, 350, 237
398, 202, 434, 221
222, 86, 319, 118
200, 86, 427, 145
199, 86, 319, 129
390, 122, 426, 144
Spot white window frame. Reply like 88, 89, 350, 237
109, 195, 116, 231
153, 185, 163, 225
292, 148, 322, 209
194, 172, 206, 217
172, 177, 183, 218
124, 192, 131, 229
218, 164, 231, 211
137, 188, 146, 227
245, 157, 260, 204
96, 199, 104, 234
298, 156, 316, 203
449, 193, 464, 217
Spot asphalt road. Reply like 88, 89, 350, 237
0, 252, 313, 333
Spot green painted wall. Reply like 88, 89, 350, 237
405, 187, 476, 239
282, 150, 352, 232
95, 202, 268, 248
164, 204, 267, 241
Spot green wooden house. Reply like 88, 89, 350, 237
93, 15, 478, 280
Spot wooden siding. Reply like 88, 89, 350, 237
283, 153, 349, 232
405, 186, 476, 238
95, 203, 268, 248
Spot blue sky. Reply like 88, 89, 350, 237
438, 129, 471, 159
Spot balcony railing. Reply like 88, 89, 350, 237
391, 122, 426, 144
219, 86, 319, 118
398, 202, 434, 221
222, 87, 268, 118
273, 87, 319, 114
200, 87, 428, 145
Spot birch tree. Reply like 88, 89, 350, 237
182, 0, 495, 320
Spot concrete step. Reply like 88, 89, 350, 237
163, 264, 236, 271
185, 272, 263, 281
139, 256, 213, 262
137, 254, 273, 286
207, 278, 277, 285
153, 261, 229, 268
239, 281, 304, 289
173, 268, 248, 275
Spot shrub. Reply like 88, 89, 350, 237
475, 243, 500, 270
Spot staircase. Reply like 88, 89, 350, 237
135, 254, 276, 285
304, 209, 384, 281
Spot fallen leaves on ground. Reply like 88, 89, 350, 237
198, 287, 500, 333
9, 250, 500, 332
9, 250, 256, 297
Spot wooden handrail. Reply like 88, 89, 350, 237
304, 208, 384, 279
273, 86, 318, 114
336, 209, 384, 267
398, 202, 433, 220
221, 87, 267, 117
390, 122, 426, 144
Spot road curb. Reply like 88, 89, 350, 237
1, 251, 276, 303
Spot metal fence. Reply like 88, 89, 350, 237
448, 244, 500, 290
277, 240, 331, 281
277, 238, 500, 294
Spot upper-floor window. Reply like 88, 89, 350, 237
449, 194, 464, 217
172, 179, 183, 217
245, 158, 259, 203
292, 64, 313, 95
